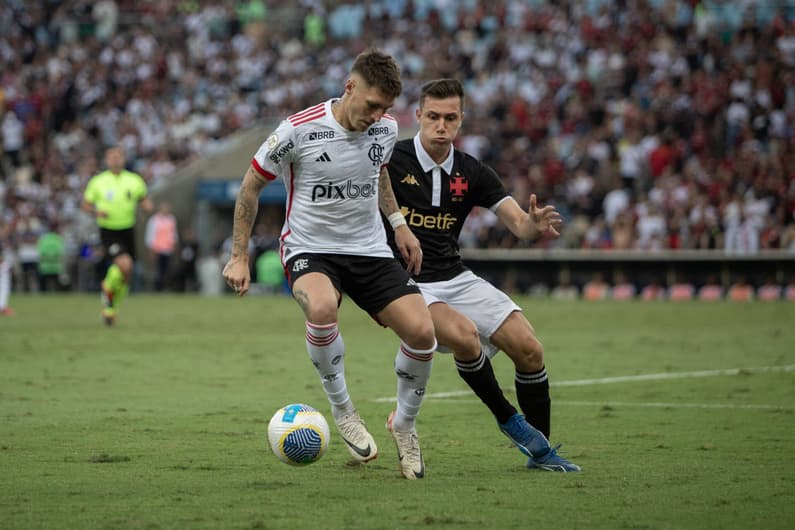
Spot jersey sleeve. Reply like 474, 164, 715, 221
83, 177, 98, 204
251, 120, 296, 181
382, 119, 399, 167
475, 161, 510, 210
135, 174, 148, 200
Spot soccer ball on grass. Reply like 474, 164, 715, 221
267, 404, 330, 465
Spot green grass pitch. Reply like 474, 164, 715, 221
1, 294, 794, 529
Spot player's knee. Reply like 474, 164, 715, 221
115, 255, 133, 277
452, 321, 481, 362
404, 319, 436, 351
525, 336, 545, 369
513, 335, 544, 371
302, 303, 338, 325
304, 310, 337, 325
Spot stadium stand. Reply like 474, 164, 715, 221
1, 0, 794, 296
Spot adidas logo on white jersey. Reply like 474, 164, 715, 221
315, 152, 331, 162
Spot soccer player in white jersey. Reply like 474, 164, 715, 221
385, 79, 580, 472
223, 49, 436, 479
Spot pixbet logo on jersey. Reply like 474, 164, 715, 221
311, 178, 378, 202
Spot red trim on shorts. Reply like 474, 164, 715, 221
251, 158, 277, 180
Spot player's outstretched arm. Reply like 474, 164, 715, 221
223, 165, 269, 296
378, 166, 423, 275
496, 193, 563, 241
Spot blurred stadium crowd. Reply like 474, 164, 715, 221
1, 0, 795, 295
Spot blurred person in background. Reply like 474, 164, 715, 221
82, 147, 153, 325
36, 221, 65, 292
145, 201, 178, 292
0, 228, 13, 316
174, 227, 199, 292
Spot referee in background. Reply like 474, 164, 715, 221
82, 147, 153, 325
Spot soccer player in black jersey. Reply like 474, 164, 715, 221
385, 79, 580, 471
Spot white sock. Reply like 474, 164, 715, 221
392, 340, 436, 431
0, 260, 10, 309
305, 321, 352, 420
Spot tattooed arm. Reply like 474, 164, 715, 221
222, 165, 268, 296
378, 165, 401, 217
378, 166, 423, 276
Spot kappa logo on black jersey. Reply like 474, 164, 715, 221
315, 152, 332, 162
308, 130, 335, 141
400, 174, 419, 186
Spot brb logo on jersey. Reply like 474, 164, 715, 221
311, 178, 378, 202
368, 144, 384, 167
308, 130, 335, 141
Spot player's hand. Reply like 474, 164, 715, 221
95, 210, 108, 219
529, 193, 563, 238
394, 225, 423, 276
223, 256, 250, 296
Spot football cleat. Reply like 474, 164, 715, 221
102, 308, 115, 327
101, 285, 114, 308
386, 411, 424, 479
334, 411, 377, 462
100, 285, 116, 326
498, 413, 551, 458
528, 445, 581, 472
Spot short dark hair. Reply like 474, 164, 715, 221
419, 79, 465, 109
351, 48, 402, 99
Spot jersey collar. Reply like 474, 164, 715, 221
413, 134, 454, 175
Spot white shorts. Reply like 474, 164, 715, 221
418, 270, 521, 358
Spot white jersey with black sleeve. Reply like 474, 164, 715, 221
251, 99, 398, 263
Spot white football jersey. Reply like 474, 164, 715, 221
251, 99, 398, 262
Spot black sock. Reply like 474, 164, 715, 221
515, 366, 551, 438
456, 352, 516, 424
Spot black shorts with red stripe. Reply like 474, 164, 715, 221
285, 253, 420, 316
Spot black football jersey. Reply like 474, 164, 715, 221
386, 138, 508, 282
